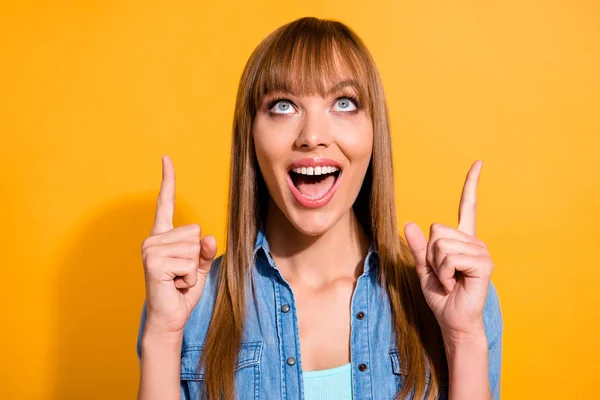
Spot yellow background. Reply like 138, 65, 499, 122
1, 0, 598, 398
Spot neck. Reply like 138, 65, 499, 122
264, 199, 370, 288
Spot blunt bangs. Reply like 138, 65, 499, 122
249, 18, 374, 116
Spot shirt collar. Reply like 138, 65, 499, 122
252, 223, 379, 275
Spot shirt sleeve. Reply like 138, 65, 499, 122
483, 280, 503, 400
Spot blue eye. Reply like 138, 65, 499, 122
266, 95, 361, 115
270, 100, 295, 114
333, 97, 358, 112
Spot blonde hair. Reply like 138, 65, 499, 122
201, 17, 447, 399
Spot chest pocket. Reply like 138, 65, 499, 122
389, 348, 432, 400
180, 340, 263, 400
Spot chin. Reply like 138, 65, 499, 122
285, 206, 341, 237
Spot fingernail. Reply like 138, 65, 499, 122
404, 221, 411, 229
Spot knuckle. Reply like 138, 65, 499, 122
438, 254, 450, 268
443, 254, 456, 267
463, 196, 477, 208
435, 238, 448, 252
141, 237, 152, 253
157, 193, 169, 204
437, 255, 446, 270
430, 223, 443, 235
141, 246, 154, 261
190, 223, 201, 236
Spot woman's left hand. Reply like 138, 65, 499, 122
404, 160, 493, 342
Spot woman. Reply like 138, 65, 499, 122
136, 17, 502, 400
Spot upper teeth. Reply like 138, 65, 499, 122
292, 166, 340, 176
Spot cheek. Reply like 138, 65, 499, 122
334, 119, 373, 163
252, 119, 291, 185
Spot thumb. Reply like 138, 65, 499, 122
198, 234, 217, 274
403, 222, 429, 278
184, 235, 218, 307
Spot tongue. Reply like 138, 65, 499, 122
295, 174, 336, 198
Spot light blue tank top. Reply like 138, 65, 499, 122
303, 363, 353, 400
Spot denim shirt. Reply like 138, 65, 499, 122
137, 228, 503, 399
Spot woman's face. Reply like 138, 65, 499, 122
253, 77, 373, 236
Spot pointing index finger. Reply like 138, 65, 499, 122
457, 160, 483, 236
152, 155, 176, 236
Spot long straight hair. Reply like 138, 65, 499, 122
201, 17, 447, 399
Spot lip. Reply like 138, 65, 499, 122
286, 157, 343, 209
287, 157, 343, 171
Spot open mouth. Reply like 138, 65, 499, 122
290, 166, 341, 197
287, 164, 342, 208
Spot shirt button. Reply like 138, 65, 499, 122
356, 311, 365, 320
281, 304, 291, 313
358, 363, 367, 372
286, 357, 296, 366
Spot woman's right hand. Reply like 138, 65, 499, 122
140, 155, 217, 337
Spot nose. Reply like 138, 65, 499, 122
294, 108, 333, 150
